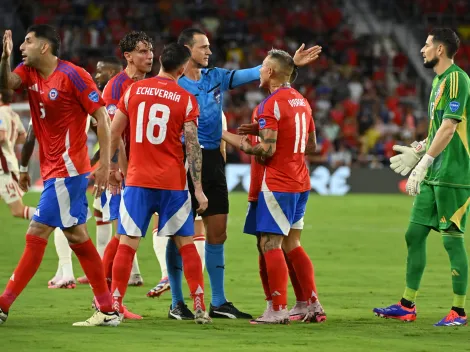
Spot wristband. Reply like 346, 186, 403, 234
417, 154, 434, 169
20, 165, 28, 172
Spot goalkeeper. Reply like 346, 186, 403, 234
373, 28, 470, 327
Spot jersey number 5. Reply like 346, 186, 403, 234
294, 112, 307, 153
136, 102, 169, 145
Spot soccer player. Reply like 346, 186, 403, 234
147, 111, 226, 298
174, 27, 321, 319
106, 42, 211, 324
97, 32, 155, 299
0, 25, 119, 327
373, 28, 470, 326
221, 49, 323, 324
0, 89, 35, 219
76, 56, 123, 286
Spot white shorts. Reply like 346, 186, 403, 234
0, 173, 24, 205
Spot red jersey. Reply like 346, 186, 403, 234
248, 105, 265, 202
117, 76, 199, 190
258, 87, 315, 193
102, 70, 133, 158
14, 60, 105, 180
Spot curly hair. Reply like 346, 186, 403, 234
119, 31, 153, 55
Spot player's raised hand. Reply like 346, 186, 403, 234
18, 171, 31, 192
237, 122, 259, 136
90, 163, 109, 198
194, 188, 208, 214
293, 43, 322, 67
2, 30, 13, 59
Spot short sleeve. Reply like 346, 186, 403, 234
443, 71, 468, 121
116, 88, 130, 117
257, 98, 280, 131
185, 94, 199, 125
73, 67, 105, 115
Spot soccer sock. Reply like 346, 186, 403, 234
404, 222, 431, 303
96, 221, 113, 259
23, 206, 36, 220
131, 253, 141, 276
153, 231, 169, 278
284, 249, 307, 302
166, 239, 184, 308
287, 246, 317, 303
102, 236, 120, 290
206, 243, 226, 307
264, 248, 288, 311
194, 234, 205, 272
179, 243, 205, 311
0, 235, 47, 312
443, 235, 468, 311
54, 228, 74, 278
111, 244, 136, 313
70, 239, 113, 312
259, 254, 271, 301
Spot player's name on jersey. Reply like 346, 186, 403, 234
135, 87, 181, 102
288, 98, 307, 107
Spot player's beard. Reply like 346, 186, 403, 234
423, 56, 439, 69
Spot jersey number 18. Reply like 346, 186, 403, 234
136, 102, 170, 145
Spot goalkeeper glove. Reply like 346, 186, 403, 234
389, 140, 427, 176
405, 154, 434, 196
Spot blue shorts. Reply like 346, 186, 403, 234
33, 173, 90, 230
243, 201, 259, 236
100, 190, 120, 222
256, 191, 308, 236
118, 186, 194, 238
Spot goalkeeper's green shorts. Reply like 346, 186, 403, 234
410, 182, 470, 234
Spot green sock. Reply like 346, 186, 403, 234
404, 223, 431, 296
443, 234, 468, 307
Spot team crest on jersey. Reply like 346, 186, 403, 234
88, 91, 99, 103
213, 87, 221, 104
258, 118, 266, 129
449, 101, 460, 113
48, 88, 59, 100
106, 104, 117, 115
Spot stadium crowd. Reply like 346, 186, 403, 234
11, 0, 428, 169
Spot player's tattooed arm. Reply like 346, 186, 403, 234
20, 124, 35, 167
184, 120, 203, 187
240, 128, 277, 157
305, 131, 317, 155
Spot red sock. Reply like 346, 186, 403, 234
284, 250, 307, 302
287, 246, 318, 303
259, 254, 271, 301
70, 239, 113, 312
193, 234, 205, 242
179, 243, 205, 311
102, 236, 119, 290
111, 244, 135, 313
264, 248, 288, 311
0, 235, 47, 312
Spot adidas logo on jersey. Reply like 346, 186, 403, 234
440, 216, 447, 223
29, 83, 39, 92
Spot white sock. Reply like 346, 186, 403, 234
24, 206, 36, 220
153, 231, 168, 278
54, 228, 74, 278
194, 238, 205, 272
96, 222, 113, 258
131, 253, 141, 276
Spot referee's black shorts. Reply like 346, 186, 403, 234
186, 148, 229, 218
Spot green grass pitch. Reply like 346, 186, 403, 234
1, 192, 468, 351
